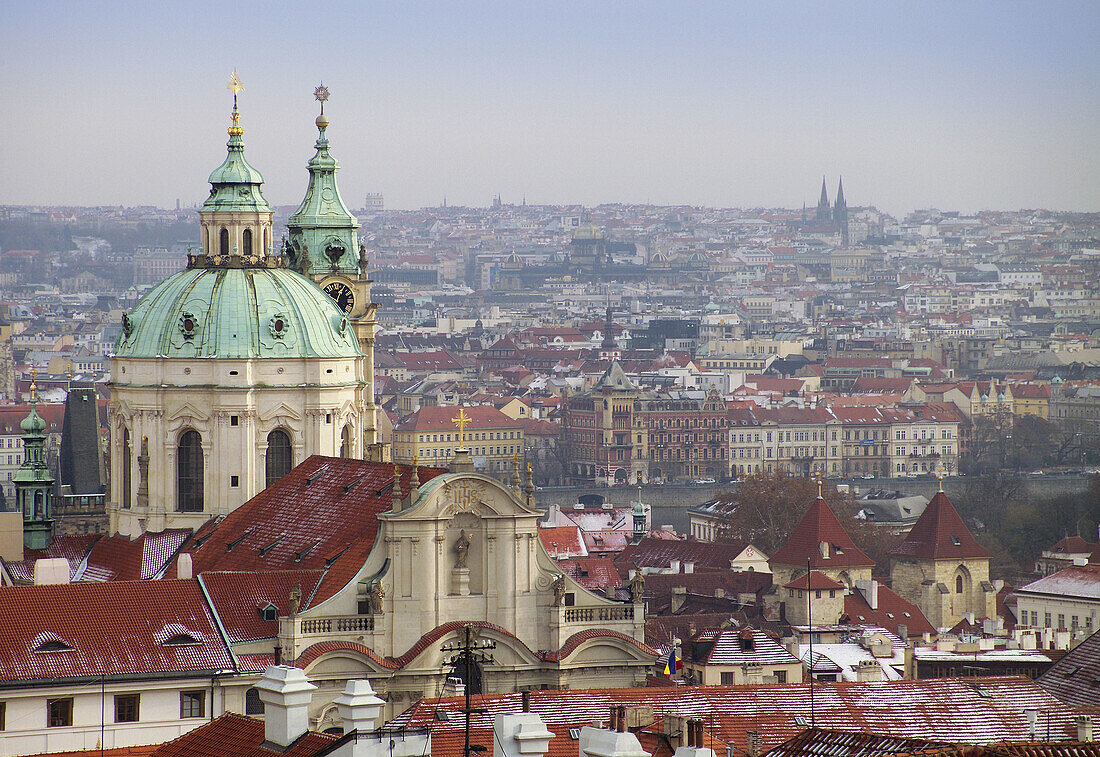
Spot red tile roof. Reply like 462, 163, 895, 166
77, 529, 191, 582
615, 537, 750, 572
394, 404, 521, 431
200, 570, 325, 644
0, 579, 235, 682
843, 585, 936, 637
559, 557, 622, 589
149, 712, 337, 757
538, 526, 588, 559
889, 491, 991, 561
3, 533, 100, 583
389, 677, 1084, 754
770, 497, 874, 569
185, 456, 447, 610
785, 570, 844, 590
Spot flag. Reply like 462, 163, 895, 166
662, 648, 681, 676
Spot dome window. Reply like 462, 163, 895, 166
269, 313, 289, 339
178, 311, 199, 340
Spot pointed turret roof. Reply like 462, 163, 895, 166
202, 78, 271, 214
835, 176, 846, 208
288, 87, 360, 276
770, 495, 874, 569
594, 360, 635, 392
889, 490, 990, 561
818, 176, 829, 208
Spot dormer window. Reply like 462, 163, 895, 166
951, 536, 962, 546
35, 640, 75, 654
163, 633, 202, 646
819, 541, 830, 559
258, 602, 278, 622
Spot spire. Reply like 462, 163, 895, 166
525, 462, 535, 507
601, 304, 617, 351
770, 492, 874, 569
815, 175, 830, 222
833, 176, 849, 245
410, 456, 420, 500
287, 83, 361, 277
392, 464, 403, 511
889, 488, 990, 561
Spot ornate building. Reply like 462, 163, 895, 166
108, 79, 379, 535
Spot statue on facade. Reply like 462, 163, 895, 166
454, 529, 471, 569
369, 581, 385, 614
358, 240, 369, 273
289, 584, 302, 616
629, 571, 645, 604
551, 574, 566, 606
297, 244, 311, 274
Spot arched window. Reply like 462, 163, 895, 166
245, 688, 265, 716
266, 429, 292, 487
955, 574, 963, 594
263, 227, 269, 255
243, 228, 253, 256
122, 429, 132, 509
340, 424, 352, 458
177, 430, 204, 512
219, 228, 229, 255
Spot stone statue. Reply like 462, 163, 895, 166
289, 584, 302, 616
358, 240, 369, 272
369, 581, 385, 614
454, 529, 471, 569
629, 571, 645, 604
298, 244, 311, 273
552, 574, 566, 606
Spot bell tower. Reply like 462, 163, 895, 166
287, 86, 383, 459
15, 377, 54, 550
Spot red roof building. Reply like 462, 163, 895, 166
769, 496, 874, 589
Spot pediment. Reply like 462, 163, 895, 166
394, 473, 542, 521
258, 403, 304, 424
165, 402, 210, 425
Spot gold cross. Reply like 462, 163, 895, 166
451, 408, 472, 444
227, 71, 244, 96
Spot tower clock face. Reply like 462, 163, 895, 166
323, 281, 355, 314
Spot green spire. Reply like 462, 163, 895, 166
14, 377, 54, 550
202, 72, 272, 214
287, 84, 361, 276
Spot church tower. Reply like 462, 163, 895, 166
14, 379, 54, 550
287, 87, 383, 460
833, 176, 849, 245
815, 176, 830, 222
888, 485, 996, 630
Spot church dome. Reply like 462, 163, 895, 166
20, 405, 46, 434
115, 264, 361, 360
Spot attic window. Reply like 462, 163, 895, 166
258, 603, 278, 622
35, 640, 75, 654
569, 728, 581, 740
793, 716, 808, 727
163, 633, 202, 646
834, 545, 844, 555
1065, 665, 1081, 676
951, 537, 962, 546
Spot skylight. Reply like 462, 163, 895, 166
34, 640, 75, 653
163, 633, 202, 646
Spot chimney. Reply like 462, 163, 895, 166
671, 586, 688, 614
855, 659, 884, 682
493, 712, 554, 757
1078, 715, 1094, 743
333, 679, 385, 735
745, 731, 763, 757
255, 665, 317, 748
671, 720, 715, 757
176, 552, 193, 580
855, 579, 878, 610
579, 708, 649, 757
34, 557, 70, 585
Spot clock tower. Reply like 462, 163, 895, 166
286, 86, 384, 460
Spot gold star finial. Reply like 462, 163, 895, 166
814, 469, 823, 498
226, 71, 244, 133
934, 466, 944, 493
314, 83, 330, 115
228, 71, 244, 96
452, 408, 472, 445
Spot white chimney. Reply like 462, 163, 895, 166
1078, 715, 1094, 742
855, 579, 878, 610
34, 558, 70, 585
176, 552, 193, 580
493, 713, 554, 757
333, 679, 385, 735
255, 665, 317, 748
579, 726, 650, 757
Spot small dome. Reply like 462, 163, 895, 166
21, 405, 46, 434
115, 266, 361, 360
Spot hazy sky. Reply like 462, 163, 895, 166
2, 1, 1097, 215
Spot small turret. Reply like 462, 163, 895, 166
15, 377, 54, 550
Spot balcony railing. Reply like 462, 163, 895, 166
299, 615, 376, 635
563, 605, 635, 624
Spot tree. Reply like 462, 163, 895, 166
714, 471, 850, 555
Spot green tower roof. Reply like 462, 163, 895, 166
202, 85, 272, 214
115, 264, 362, 360
287, 88, 361, 276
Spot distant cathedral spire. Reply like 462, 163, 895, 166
815, 175, 830, 222
833, 176, 849, 245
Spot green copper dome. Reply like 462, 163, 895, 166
20, 405, 46, 434
115, 265, 362, 360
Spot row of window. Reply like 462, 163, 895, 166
3, 689, 266, 731
210, 226, 268, 256
1024, 610, 1094, 631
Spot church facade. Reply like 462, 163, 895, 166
107, 81, 382, 535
